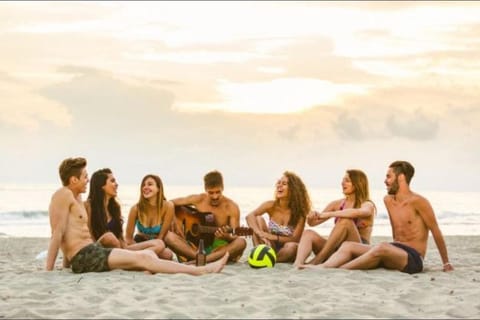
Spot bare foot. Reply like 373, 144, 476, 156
297, 263, 324, 270
204, 252, 229, 274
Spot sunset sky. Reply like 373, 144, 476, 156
1, 1, 479, 191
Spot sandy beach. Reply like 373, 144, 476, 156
0, 236, 478, 319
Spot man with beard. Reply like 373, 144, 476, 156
302, 160, 453, 274
165, 170, 247, 263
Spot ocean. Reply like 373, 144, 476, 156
1, 183, 479, 238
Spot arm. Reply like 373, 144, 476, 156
319, 201, 375, 219
125, 205, 138, 245
158, 201, 174, 240
83, 200, 96, 241
307, 200, 338, 226
216, 202, 241, 242
46, 191, 71, 271
171, 194, 204, 206
246, 201, 273, 236
384, 196, 396, 240
415, 197, 454, 272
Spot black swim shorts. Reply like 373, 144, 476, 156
70, 243, 112, 273
391, 242, 423, 274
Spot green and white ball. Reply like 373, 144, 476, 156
248, 244, 276, 268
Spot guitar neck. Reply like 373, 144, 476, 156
198, 225, 232, 234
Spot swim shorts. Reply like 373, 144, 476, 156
70, 243, 112, 273
206, 238, 229, 254
391, 242, 423, 274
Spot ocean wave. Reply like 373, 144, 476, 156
0, 210, 49, 220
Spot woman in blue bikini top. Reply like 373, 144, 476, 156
125, 174, 176, 245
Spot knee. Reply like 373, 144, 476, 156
235, 237, 247, 250
283, 242, 298, 251
370, 242, 391, 258
337, 240, 355, 252
335, 218, 355, 228
302, 229, 317, 240
152, 239, 166, 250
101, 232, 121, 247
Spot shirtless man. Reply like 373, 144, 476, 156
46, 157, 228, 275
301, 160, 454, 274
165, 170, 247, 263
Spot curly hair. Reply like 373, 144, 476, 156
276, 171, 311, 227
87, 168, 123, 240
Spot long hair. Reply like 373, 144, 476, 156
277, 171, 311, 227
346, 169, 375, 212
87, 168, 123, 240
137, 174, 166, 226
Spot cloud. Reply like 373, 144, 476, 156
41, 67, 175, 131
0, 72, 72, 131
387, 110, 439, 140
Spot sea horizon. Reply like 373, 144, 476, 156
1, 183, 479, 238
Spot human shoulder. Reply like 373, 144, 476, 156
51, 187, 75, 205
325, 198, 345, 211
409, 192, 432, 210
383, 194, 394, 204
223, 195, 239, 208
172, 193, 205, 206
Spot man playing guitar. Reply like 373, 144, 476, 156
165, 170, 247, 263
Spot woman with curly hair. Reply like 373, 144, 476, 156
246, 171, 312, 263
293, 169, 376, 267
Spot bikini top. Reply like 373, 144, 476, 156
107, 219, 117, 232
334, 200, 361, 228
136, 220, 162, 236
268, 219, 294, 237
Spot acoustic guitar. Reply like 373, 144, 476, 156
173, 205, 253, 248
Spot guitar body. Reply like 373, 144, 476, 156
174, 205, 216, 248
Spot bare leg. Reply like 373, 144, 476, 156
276, 242, 298, 263
108, 249, 229, 275
164, 231, 197, 260
298, 241, 369, 269
98, 232, 122, 248
249, 216, 268, 246
126, 239, 173, 259
205, 237, 247, 263
309, 218, 361, 265
293, 229, 326, 267
340, 242, 408, 271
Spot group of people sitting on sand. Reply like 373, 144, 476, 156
46, 157, 454, 276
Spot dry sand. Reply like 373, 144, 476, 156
0, 236, 478, 319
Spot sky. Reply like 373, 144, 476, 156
0, 1, 479, 191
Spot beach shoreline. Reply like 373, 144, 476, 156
1, 236, 479, 319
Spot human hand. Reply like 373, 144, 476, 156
214, 226, 230, 239
443, 262, 454, 272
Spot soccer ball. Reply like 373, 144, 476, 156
248, 244, 276, 268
